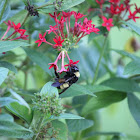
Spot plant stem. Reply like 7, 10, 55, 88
21, 12, 30, 27
32, 116, 44, 140
92, 34, 109, 85
75, 132, 81, 140
0, 0, 8, 22
24, 71, 28, 90
35, 3, 53, 10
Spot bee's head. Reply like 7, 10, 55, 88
70, 65, 79, 72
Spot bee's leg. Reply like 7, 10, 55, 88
54, 70, 59, 79
59, 87, 69, 95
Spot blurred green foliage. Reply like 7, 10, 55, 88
0, 0, 140, 140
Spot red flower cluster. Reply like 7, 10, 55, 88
1, 20, 29, 41
35, 11, 99, 73
35, 11, 99, 50
108, 0, 140, 22
94, 0, 140, 31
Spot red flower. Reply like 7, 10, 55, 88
53, 36, 64, 47
90, 25, 100, 34
48, 62, 58, 70
48, 52, 62, 70
4, 20, 13, 28
10, 30, 29, 41
46, 25, 57, 34
72, 11, 85, 21
102, 16, 114, 31
128, 9, 140, 22
79, 24, 90, 34
57, 16, 66, 25
110, 5, 120, 15
49, 12, 60, 21
12, 22, 26, 34
119, 4, 126, 12
78, 18, 99, 34
35, 32, 46, 47
19, 30, 29, 40
135, 4, 140, 13
83, 18, 92, 26
65, 59, 79, 67
1, 20, 13, 40
19, 35, 29, 40
62, 11, 72, 18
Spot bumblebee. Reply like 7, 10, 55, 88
52, 65, 80, 94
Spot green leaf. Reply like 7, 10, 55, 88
127, 93, 140, 127
82, 91, 126, 115
72, 95, 88, 114
0, 61, 17, 73
40, 0, 85, 13
50, 113, 84, 119
0, 97, 18, 107
17, 89, 35, 102
101, 78, 140, 93
9, 89, 31, 111
123, 21, 140, 35
124, 60, 140, 76
60, 0, 85, 11
52, 120, 68, 140
30, 110, 41, 130
0, 120, 33, 138
66, 119, 94, 132
23, 47, 53, 76
0, 114, 14, 122
86, 84, 115, 93
84, 131, 125, 138
126, 135, 140, 140
21, 0, 28, 6
0, 0, 11, 24
6, 102, 33, 124
40, 82, 59, 97
112, 49, 140, 61
60, 84, 95, 98
0, 67, 9, 85
0, 41, 29, 53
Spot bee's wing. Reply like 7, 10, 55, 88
65, 75, 75, 83
52, 81, 64, 87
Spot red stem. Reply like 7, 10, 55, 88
4, 31, 16, 41
45, 40, 54, 46
1, 26, 11, 40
